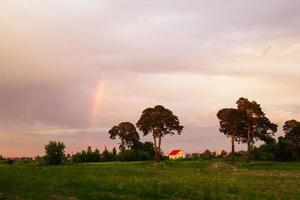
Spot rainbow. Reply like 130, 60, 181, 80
89, 81, 106, 127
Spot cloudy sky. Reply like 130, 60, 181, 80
1, 0, 300, 157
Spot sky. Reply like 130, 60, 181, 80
1, 0, 300, 157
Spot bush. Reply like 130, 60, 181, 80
251, 136, 300, 162
119, 149, 153, 161
6, 159, 14, 165
275, 137, 299, 161
252, 146, 275, 161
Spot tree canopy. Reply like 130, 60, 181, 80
236, 97, 277, 162
136, 105, 183, 162
217, 108, 247, 141
283, 119, 300, 149
44, 141, 65, 165
217, 108, 247, 161
108, 122, 140, 151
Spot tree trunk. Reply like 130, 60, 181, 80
231, 131, 236, 163
246, 125, 251, 163
157, 136, 162, 163
153, 136, 159, 163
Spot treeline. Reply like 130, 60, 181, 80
71, 142, 156, 163
71, 147, 117, 163
217, 97, 300, 162
190, 150, 246, 160
40, 140, 156, 165
252, 120, 300, 161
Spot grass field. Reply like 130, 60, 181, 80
1, 160, 300, 200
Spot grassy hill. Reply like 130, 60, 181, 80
1, 160, 300, 200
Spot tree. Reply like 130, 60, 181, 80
72, 147, 102, 163
111, 147, 118, 161
44, 141, 65, 165
217, 108, 247, 162
108, 122, 140, 151
102, 147, 111, 162
283, 119, 300, 149
93, 148, 101, 162
201, 149, 213, 160
72, 152, 83, 163
136, 105, 183, 163
236, 97, 277, 162
275, 136, 297, 161
86, 146, 93, 161
281, 120, 300, 160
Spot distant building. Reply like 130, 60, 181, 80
168, 150, 188, 160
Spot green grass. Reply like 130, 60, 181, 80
1, 160, 300, 200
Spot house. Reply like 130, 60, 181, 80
168, 150, 188, 160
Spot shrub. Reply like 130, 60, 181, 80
119, 149, 153, 161
6, 159, 14, 165
252, 146, 275, 161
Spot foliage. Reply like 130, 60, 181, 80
72, 146, 101, 163
111, 147, 118, 161
236, 97, 277, 162
119, 149, 153, 161
283, 119, 300, 150
108, 122, 140, 151
224, 119, 300, 162
219, 150, 228, 158
132, 141, 155, 157
200, 149, 213, 160
44, 141, 65, 165
118, 141, 155, 161
251, 119, 300, 161
252, 145, 275, 161
136, 105, 183, 162
72, 143, 154, 163
5, 159, 14, 165
274, 136, 298, 161
217, 108, 247, 142
234, 150, 248, 159
217, 108, 247, 161
102, 147, 114, 162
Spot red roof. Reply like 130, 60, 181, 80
168, 150, 181, 156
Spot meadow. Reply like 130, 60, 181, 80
1, 160, 300, 200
